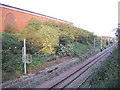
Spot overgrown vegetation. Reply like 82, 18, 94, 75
2, 18, 108, 81
90, 48, 119, 88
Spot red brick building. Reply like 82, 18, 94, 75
0, 4, 73, 32
101, 36, 113, 41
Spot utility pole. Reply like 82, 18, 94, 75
107, 38, 109, 47
100, 37, 102, 51
118, 2, 120, 60
94, 38, 96, 48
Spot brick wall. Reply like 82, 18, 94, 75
1, 6, 66, 32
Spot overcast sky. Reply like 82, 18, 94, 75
1, 0, 119, 37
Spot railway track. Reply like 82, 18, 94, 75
35, 45, 115, 89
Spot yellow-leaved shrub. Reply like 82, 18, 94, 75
20, 24, 59, 54
20, 18, 96, 54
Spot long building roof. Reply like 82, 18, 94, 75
0, 3, 73, 24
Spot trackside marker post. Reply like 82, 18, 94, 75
23, 39, 27, 75
22, 39, 32, 75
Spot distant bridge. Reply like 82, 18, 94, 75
0, 4, 73, 32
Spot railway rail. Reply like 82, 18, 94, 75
35, 45, 116, 89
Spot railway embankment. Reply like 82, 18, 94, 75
89, 48, 119, 88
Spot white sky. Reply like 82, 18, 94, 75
1, 0, 119, 37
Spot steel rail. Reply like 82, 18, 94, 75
77, 46, 115, 88
48, 45, 115, 89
